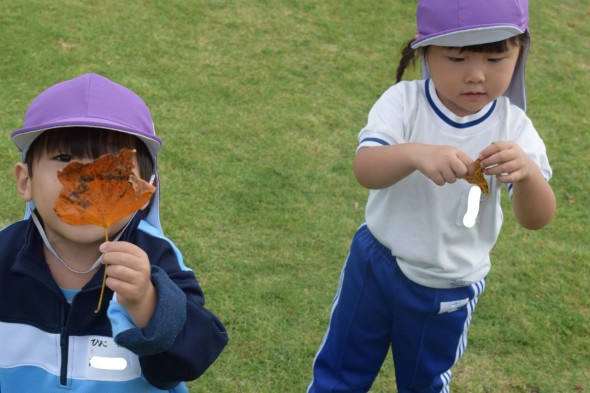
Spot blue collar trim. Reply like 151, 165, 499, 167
425, 79, 496, 129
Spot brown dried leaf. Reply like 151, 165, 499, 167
54, 148, 155, 229
463, 158, 489, 196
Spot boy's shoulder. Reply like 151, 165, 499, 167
0, 219, 30, 269
130, 218, 173, 249
128, 218, 191, 273
0, 219, 29, 244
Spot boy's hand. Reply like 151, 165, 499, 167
415, 145, 473, 186
478, 141, 534, 184
100, 241, 156, 328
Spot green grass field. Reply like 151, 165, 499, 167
1, 1, 588, 392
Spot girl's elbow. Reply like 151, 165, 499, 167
517, 207, 556, 230
519, 219, 549, 230
353, 159, 376, 189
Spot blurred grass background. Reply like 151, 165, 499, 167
0, 1, 588, 392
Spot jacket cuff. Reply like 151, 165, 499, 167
108, 266, 187, 356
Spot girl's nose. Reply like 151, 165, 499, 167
465, 67, 485, 83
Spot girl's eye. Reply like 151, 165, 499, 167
448, 57, 464, 63
54, 154, 73, 162
488, 57, 504, 63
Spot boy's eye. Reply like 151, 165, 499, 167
487, 57, 504, 63
448, 57, 465, 63
54, 154, 73, 162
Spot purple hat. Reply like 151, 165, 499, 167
411, 0, 528, 49
11, 73, 164, 231
11, 73, 162, 160
410, 0, 529, 111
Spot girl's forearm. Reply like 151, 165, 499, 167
353, 143, 422, 189
511, 166, 556, 229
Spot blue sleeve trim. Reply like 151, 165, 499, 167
112, 266, 187, 356
359, 137, 390, 146
107, 299, 136, 337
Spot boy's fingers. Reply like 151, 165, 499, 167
100, 241, 147, 260
100, 241, 133, 253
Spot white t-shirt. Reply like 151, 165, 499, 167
357, 79, 552, 288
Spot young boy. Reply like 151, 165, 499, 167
0, 73, 228, 392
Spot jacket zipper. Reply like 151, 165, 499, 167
59, 304, 70, 387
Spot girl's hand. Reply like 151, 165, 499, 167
478, 141, 534, 184
479, 141, 556, 229
354, 143, 472, 189
415, 145, 473, 186
100, 241, 156, 328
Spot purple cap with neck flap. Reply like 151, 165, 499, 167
410, 0, 529, 111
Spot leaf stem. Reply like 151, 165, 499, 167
94, 227, 109, 314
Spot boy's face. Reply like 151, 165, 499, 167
15, 148, 142, 246
425, 44, 520, 117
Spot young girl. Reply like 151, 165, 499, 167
1, 74, 227, 392
308, 0, 555, 392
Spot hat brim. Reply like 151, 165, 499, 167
11, 119, 161, 160
411, 26, 525, 48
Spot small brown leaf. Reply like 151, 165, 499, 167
463, 158, 489, 196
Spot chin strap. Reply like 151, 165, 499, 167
31, 211, 133, 275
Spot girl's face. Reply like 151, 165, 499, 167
425, 45, 521, 117
15, 149, 141, 248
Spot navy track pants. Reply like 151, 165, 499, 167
307, 225, 485, 393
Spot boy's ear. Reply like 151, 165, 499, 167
14, 162, 33, 201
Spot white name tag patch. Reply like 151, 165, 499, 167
85, 336, 141, 381
439, 298, 470, 314
89, 356, 128, 371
